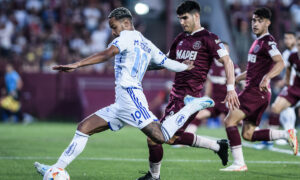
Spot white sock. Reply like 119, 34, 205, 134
53, 130, 89, 169
192, 135, 220, 152
269, 129, 288, 140
161, 103, 203, 141
231, 145, 245, 165
149, 161, 161, 179
280, 107, 296, 130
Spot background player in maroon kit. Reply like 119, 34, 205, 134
138, 1, 240, 179
267, 36, 300, 149
220, 7, 298, 172
185, 42, 241, 134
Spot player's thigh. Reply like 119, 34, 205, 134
224, 108, 246, 127
195, 109, 211, 120
271, 96, 292, 114
77, 114, 109, 135
241, 121, 256, 141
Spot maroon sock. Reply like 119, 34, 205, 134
173, 132, 194, 146
251, 129, 270, 141
190, 119, 202, 126
226, 126, 241, 147
148, 144, 163, 163
269, 113, 280, 126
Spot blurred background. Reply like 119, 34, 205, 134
0, 0, 299, 128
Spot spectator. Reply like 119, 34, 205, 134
0, 63, 23, 122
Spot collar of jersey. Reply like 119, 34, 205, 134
256, 32, 270, 40
190, 27, 205, 35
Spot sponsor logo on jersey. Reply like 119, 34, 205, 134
176, 114, 185, 126
176, 50, 198, 60
193, 41, 201, 50
248, 54, 257, 63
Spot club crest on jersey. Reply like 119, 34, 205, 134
193, 41, 201, 50
253, 44, 260, 53
176, 114, 185, 126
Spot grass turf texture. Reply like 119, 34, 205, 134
0, 122, 299, 180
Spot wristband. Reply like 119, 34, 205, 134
227, 84, 234, 91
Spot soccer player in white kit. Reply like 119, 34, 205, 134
34, 7, 216, 177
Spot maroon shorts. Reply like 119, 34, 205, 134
207, 100, 228, 117
160, 94, 197, 136
279, 85, 300, 106
239, 87, 271, 126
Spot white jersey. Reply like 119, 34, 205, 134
282, 46, 297, 85
109, 30, 167, 88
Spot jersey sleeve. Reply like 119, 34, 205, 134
207, 34, 229, 59
149, 41, 168, 65
108, 32, 128, 53
266, 40, 281, 57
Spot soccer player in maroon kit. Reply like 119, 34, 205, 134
185, 42, 241, 133
267, 36, 300, 147
220, 8, 298, 172
138, 1, 240, 179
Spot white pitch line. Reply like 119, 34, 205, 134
0, 156, 300, 165
204, 136, 300, 157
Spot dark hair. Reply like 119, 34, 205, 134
176, 1, 200, 15
253, 7, 272, 20
108, 7, 132, 21
285, 31, 296, 36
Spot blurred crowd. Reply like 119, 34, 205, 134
0, 0, 126, 74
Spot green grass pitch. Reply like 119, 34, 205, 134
0, 122, 299, 180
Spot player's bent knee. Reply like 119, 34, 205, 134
242, 131, 253, 141
271, 104, 281, 114
147, 137, 158, 146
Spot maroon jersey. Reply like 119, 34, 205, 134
287, 52, 300, 87
168, 29, 228, 98
208, 59, 241, 101
245, 34, 281, 89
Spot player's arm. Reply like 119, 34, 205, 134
217, 55, 240, 110
285, 66, 291, 87
156, 57, 194, 72
259, 55, 284, 92
204, 78, 212, 97
53, 45, 119, 72
150, 41, 194, 72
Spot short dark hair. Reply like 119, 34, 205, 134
253, 7, 272, 20
108, 7, 132, 21
285, 31, 296, 36
176, 1, 201, 15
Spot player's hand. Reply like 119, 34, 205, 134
259, 76, 270, 92
222, 90, 240, 110
52, 63, 78, 72
183, 60, 194, 70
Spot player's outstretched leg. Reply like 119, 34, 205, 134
160, 95, 214, 142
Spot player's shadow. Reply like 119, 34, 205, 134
248, 171, 300, 179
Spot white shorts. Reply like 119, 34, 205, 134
95, 86, 159, 131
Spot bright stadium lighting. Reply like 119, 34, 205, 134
135, 3, 149, 15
